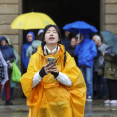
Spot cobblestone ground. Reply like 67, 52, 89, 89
0, 98, 117, 117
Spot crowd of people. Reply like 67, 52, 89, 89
0, 24, 117, 111
62, 30, 117, 104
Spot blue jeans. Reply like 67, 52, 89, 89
80, 66, 93, 97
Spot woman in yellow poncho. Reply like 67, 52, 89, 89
20, 25, 86, 117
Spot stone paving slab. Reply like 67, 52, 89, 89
0, 98, 117, 117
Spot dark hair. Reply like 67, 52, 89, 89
41, 25, 62, 46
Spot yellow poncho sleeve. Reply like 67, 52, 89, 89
20, 54, 39, 100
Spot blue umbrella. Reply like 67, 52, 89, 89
63, 21, 98, 34
101, 31, 117, 54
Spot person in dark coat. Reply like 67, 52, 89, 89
104, 52, 117, 104
62, 31, 71, 50
67, 37, 78, 65
92, 35, 109, 99
26, 30, 43, 58
2, 37, 20, 100
0, 36, 15, 105
22, 31, 35, 72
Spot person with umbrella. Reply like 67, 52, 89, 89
20, 25, 86, 117
63, 21, 98, 101
101, 31, 117, 104
74, 33, 97, 101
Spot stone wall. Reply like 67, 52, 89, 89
0, 0, 22, 54
101, 0, 117, 34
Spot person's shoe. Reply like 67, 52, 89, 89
93, 95, 100, 99
86, 96, 92, 102
104, 99, 111, 104
5, 100, 13, 105
110, 100, 117, 104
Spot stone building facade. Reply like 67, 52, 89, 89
0, 0, 117, 55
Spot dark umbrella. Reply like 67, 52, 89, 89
0, 51, 8, 85
101, 31, 117, 54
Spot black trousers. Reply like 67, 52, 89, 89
107, 79, 117, 100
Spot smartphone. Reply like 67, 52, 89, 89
47, 57, 55, 64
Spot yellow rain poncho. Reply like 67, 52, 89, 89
20, 44, 86, 117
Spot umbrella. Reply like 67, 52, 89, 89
63, 21, 98, 34
11, 12, 56, 30
0, 51, 8, 85
101, 31, 117, 54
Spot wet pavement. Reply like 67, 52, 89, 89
0, 98, 117, 117
0, 98, 28, 117
85, 100, 117, 117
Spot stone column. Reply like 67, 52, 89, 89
101, 0, 117, 34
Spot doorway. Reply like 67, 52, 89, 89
23, 0, 100, 43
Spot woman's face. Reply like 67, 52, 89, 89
92, 36, 99, 46
27, 34, 33, 42
1, 40, 6, 46
44, 27, 59, 45
71, 38, 76, 47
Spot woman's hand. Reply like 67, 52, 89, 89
44, 63, 55, 74
39, 63, 52, 78
39, 63, 59, 78
50, 63, 59, 73
50, 63, 59, 78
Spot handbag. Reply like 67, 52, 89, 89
12, 61, 21, 82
